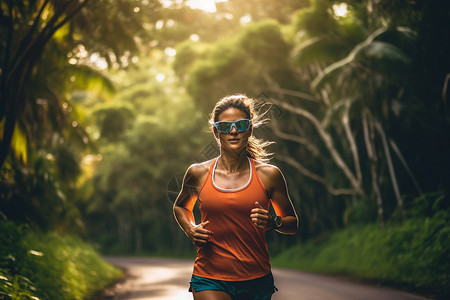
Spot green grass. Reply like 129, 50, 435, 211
272, 212, 450, 298
0, 222, 122, 300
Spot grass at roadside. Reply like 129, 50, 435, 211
0, 221, 122, 300
272, 213, 449, 298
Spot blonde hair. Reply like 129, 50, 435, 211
209, 94, 274, 163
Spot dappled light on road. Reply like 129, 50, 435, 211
102, 257, 193, 300
101, 257, 430, 300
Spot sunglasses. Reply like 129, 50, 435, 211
213, 119, 252, 133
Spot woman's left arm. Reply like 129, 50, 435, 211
268, 167, 298, 234
251, 165, 299, 235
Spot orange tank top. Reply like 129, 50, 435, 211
192, 157, 271, 281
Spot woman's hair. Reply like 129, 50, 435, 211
209, 94, 274, 162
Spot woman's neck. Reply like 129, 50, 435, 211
217, 149, 249, 173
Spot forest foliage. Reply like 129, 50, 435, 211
0, 221, 121, 300
272, 191, 450, 298
1, 0, 450, 296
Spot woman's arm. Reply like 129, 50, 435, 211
173, 165, 214, 247
268, 166, 298, 234
251, 165, 299, 235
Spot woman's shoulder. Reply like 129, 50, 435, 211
184, 158, 216, 189
186, 158, 216, 181
254, 160, 281, 173
254, 160, 288, 196
254, 160, 283, 182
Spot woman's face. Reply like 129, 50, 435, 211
214, 107, 252, 153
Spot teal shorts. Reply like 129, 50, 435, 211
189, 272, 277, 300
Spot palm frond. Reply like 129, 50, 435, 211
312, 26, 415, 90
358, 41, 411, 76
64, 64, 115, 100
290, 35, 350, 67
10, 121, 28, 164
312, 26, 388, 90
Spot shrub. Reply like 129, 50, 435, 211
0, 221, 121, 300
272, 211, 450, 297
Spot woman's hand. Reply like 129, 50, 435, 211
188, 221, 214, 247
250, 202, 270, 230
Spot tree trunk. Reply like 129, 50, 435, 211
275, 100, 363, 194
342, 101, 363, 188
0, 0, 89, 168
362, 110, 384, 225
135, 227, 143, 253
374, 119, 403, 210
277, 154, 361, 196
389, 139, 422, 194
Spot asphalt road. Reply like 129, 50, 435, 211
98, 257, 430, 300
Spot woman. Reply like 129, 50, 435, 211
173, 94, 298, 300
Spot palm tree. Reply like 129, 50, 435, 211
0, 1, 90, 168
1, 0, 161, 167
311, 25, 420, 222
270, 0, 421, 224
0, 0, 160, 230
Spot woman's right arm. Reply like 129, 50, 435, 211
173, 165, 213, 247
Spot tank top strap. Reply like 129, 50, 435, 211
198, 158, 218, 194
249, 158, 270, 199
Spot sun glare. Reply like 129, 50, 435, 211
164, 47, 176, 57
240, 14, 252, 25
186, 0, 216, 13
156, 73, 166, 82
189, 34, 200, 42
332, 3, 349, 18
161, 0, 228, 13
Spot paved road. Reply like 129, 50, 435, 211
99, 257, 429, 300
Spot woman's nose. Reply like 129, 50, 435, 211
229, 125, 239, 134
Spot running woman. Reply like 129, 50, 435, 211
173, 94, 298, 300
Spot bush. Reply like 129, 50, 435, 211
272, 211, 450, 297
343, 198, 378, 225
0, 221, 121, 300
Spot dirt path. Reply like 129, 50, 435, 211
97, 257, 430, 300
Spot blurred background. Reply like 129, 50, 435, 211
0, 0, 449, 299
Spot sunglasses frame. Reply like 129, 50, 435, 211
213, 119, 252, 134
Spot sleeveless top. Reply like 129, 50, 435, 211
192, 157, 272, 281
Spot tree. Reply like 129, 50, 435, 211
270, 0, 449, 227
80, 57, 211, 253
0, 0, 162, 230
174, 0, 450, 237
1, 1, 87, 168
0, 0, 162, 168
174, 19, 295, 113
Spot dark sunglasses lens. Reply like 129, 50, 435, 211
216, 122, 232, 133
235, 120, 250, 132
